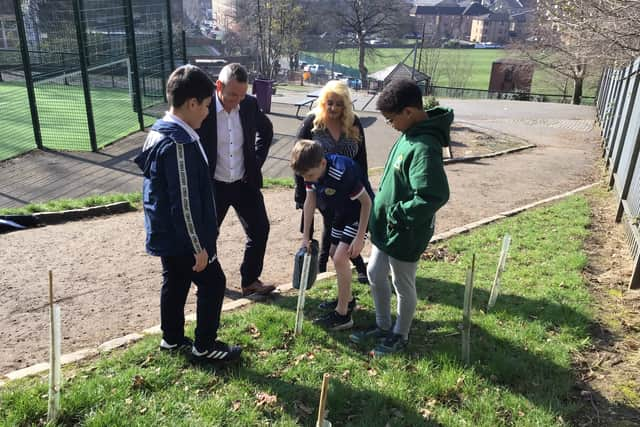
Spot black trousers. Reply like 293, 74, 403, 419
214, 180, 270, 288
160, 255, 226, 350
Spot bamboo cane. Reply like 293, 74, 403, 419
316, 373, 331, 427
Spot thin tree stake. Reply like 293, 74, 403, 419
47, 270, 61, 422
487, 234, 511, 311
462, 254, 476, 366
295, 251, 312, 335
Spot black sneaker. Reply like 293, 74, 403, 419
313, 310, 354, 331
356, 271, 369, 285
159, 336, 193, 352
352, 257, 369, 284
371, 333, 408, 357
349, 327, 389, 344
318, 297, 357, 311
191, 340, 242, 363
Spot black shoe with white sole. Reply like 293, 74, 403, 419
159, 336, 193, 352
191, 340, 242, 363
318, 296, 357, 312
313, 310, 354, 331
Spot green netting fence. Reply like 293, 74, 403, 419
0, 0, 186, 161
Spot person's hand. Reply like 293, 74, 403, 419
348, 236, 365, 258
300, 238, 311, 252
296, 202, 304, 210
193, 249, 209, 272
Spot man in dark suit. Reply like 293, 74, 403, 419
197, 63, 275, 297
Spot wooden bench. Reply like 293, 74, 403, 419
294, 97, 316, 118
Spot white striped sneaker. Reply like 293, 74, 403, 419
191, 340, 242, 363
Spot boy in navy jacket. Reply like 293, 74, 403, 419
134, 65, 241, 363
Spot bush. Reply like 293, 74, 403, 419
424, 95, 440, 109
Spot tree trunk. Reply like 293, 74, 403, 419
358, 40, 368, 88
572, 77, 583, 105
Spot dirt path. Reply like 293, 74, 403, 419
1, 119, 601, 376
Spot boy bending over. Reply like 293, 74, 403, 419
291, 140, 373, 331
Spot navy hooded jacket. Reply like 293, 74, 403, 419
134, 119, 217, 258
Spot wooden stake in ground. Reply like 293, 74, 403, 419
294, 251, 312, 335
316, 373, 331, 427
47, 270, 62, 423
462, 254, 476, 366
487, 234, 511, 311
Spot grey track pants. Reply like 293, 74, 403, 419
367, 244, 418, 339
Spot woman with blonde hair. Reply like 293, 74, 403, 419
295, 80, 369, 303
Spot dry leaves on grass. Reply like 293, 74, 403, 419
293, 352, 316, 366
255, 391, 278, 407
247, 324, 261, 339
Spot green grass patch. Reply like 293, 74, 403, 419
0, 196, 594, 425
305, 48, 599, 97
0, 179, 293, 216
0, 193, 142, 216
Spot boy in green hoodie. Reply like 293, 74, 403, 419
350, 79, 452, 356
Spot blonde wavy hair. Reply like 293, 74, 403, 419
311, 80, 361, 142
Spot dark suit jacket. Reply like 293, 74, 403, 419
197, 94, 273, 189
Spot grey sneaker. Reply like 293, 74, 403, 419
371, 333, 408, 357
349, 327, 389, 344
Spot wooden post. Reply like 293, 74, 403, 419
462, 254, 475, 366
316, 373, 331, 427
487, 235, 511, 311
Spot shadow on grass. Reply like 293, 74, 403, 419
264, 275, 639, 424
194, 362, 440, 426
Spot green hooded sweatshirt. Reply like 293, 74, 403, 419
369, 107, 452, 262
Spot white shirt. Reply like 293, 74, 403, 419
162, 112, 208, 165
214, 95, 245, 182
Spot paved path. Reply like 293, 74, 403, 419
0, 90, 599, 209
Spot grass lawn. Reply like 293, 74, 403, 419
305, 48, 599, 98
0, 82, 155, 162
0, 195, 595, 425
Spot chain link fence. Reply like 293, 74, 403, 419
0, 0, 186, 161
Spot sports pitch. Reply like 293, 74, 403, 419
0, 82, 155, 161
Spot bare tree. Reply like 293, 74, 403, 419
443, 50, 472, 88
333, 0, 412, 83
236, 0, 306, 78
525, 0, 640, 104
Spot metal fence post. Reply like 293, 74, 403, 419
609, 63, 640, 190
13, 0, 42, 150
165, 0, 174, 70
182, 29, 187, 65
158, 31, 167, 102
72, 0, 98, 152
123, 0, 145, 131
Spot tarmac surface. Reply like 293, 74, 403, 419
0, 85, 598, 209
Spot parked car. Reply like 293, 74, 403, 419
367, 39, 391, 47
341, 77, 362, 90
307, 64, 327, 74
